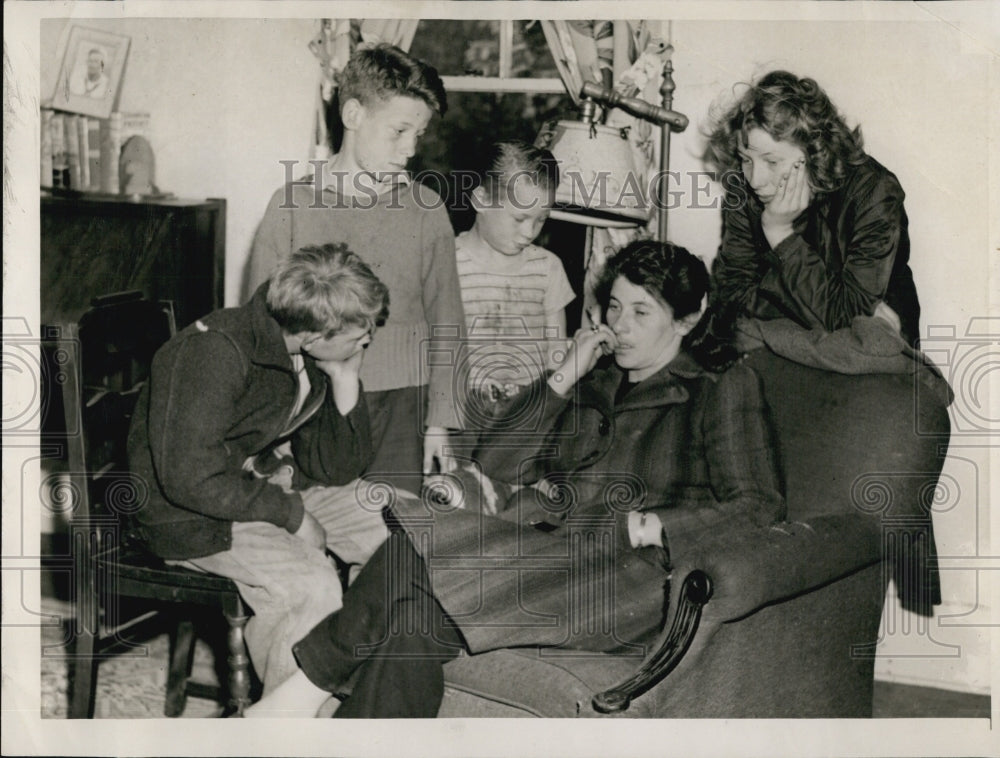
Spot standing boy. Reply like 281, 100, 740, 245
455, 141, 574, 410
245, 44, 465, 491
129, 244, 391, 693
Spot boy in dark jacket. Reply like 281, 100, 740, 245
128, 243, 391, 694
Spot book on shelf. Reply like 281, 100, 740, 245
76, 114, 90, 189
41, 109, 53, 188
86, 118, 102, 191
101, 112, 123, 193
50, 112, 67, 189
64, 114, 81, 190
41, 109, 149, 194
119, 111, 151, 143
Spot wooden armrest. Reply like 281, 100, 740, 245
591, 569, 713, 714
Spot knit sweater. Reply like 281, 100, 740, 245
246, 176, 466, 429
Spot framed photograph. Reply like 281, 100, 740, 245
50, 25, 130, 119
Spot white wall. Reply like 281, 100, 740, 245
40, 17, 319, 307
33, 12, 994, 696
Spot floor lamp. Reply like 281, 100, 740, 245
535, 61, 690, 318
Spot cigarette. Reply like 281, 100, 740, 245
587, 309, 613, 355
586, 309, 600, 332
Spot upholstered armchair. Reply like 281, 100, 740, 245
438, 346, 949, 718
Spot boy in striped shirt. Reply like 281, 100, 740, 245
455, 141, 575, 412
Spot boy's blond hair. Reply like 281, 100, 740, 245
267, 243, 389, 337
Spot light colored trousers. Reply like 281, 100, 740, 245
170, 480, 389, 694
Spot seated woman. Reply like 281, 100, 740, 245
705, 70, 921, 347
244, 240, 786, 719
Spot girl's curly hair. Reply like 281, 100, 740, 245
703, 70, 867, 197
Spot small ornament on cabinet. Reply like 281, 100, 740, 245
119, 136, 158, 198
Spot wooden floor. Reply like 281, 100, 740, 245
873, 681, 991, 719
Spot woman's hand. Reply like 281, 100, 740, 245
761, 159, 812, 250
547, 321, 618, 396
316, 349, 363, 415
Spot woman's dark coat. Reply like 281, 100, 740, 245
712, 156, 921, 347
391, 352, 784, 653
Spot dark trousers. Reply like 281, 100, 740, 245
293, 523, 669, 717
292, 531, 464, 718
364, 386, 425, 493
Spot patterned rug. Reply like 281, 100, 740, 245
40, 595, 227, 718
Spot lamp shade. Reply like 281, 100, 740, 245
536, 119, 649, 228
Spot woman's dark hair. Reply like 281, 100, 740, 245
594, 239, 709, 321
703, 70, 867, 198
595, 239, 741, 373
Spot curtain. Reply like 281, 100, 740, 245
309, 19, 419, 159
541, 20, 673, 318
540, 20, 614, 103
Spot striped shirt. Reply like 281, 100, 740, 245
455, 231, 575, 387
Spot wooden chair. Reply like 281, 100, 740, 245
44, 291, 253, 718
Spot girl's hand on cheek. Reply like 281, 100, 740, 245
762, 160, 812, 248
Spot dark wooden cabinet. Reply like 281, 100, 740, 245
41, 193, 225, 330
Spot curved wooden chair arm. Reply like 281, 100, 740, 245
592, 569, 713, 714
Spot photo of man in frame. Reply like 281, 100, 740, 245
66, 46, 110, 99
50, 25, 129, 119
